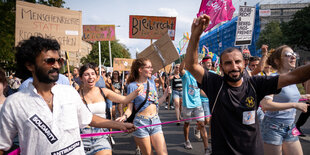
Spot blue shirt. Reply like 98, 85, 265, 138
18, 74, 70, 91
95, 76, 106, 88
265, 73, 301, 123
127, 78, 159, 113
181, 71, 202, 108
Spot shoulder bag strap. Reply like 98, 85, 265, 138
211, 81, 224, 114
135, 81, 150, 112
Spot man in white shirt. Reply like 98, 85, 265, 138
0, 36, 136, 155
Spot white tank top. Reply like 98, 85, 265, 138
87, 101, 106, 118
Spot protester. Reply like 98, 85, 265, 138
179, 60, 210, 153
248, 56, 260, 71
112, 70, 123, 119
0, 36, 136, 154
79, 63, 143, 155
185, 14, 310, 154
260, 45, 310, 155
169, 64, 183, 125
296, 61, 310, 137
72, 67, 82, 90
116, 58, 170, 155
0, 68, 7, 110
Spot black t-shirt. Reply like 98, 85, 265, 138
199, 70, 281, 155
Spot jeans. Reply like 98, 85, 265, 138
133, 114, 163, 138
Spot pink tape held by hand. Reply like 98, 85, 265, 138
80, 115, 211, 138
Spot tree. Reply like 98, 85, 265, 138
0, 0, 66, 73
256, 21, 284, 50
80, 40, 131, 67
281, 4, 310, 50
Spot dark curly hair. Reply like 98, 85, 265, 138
15, 36, 60, 80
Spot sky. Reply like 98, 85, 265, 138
64, 0, 310, 58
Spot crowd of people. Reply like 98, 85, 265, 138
0, 14, 310, 155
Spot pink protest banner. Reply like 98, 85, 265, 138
197, 0, 235, 31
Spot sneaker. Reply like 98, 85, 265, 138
135, 147, 141, 155
194, 128, 202, 141
170, 106, 175, 110
205, 147, 212, 155
184, 140, 193, 149
165, 105, 168, 110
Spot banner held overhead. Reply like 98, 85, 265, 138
15, 1, 82, 51
129, 15, 176, 40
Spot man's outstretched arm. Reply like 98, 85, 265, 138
185, 15, 210, 84
278, 64, 310, 89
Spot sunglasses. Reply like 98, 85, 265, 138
284, 51, 299, 59
44, 58, 64, 66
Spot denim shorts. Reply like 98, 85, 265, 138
183, 106, 205, 122
201, 101, 211, 117
261, 117, 299, 145
133, 114, 163, 138
172, 90, 182, 100
81, 127, 111, 155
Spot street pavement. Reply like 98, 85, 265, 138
111, 105, 310, 155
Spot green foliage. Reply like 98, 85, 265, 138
0, 0, 65, 73
80, 40, 131, 67
281, 4, 310, 49
38, 0, 66, 7
256, 21, 284, 49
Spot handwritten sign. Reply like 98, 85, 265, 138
15, 1, 82, 51
113, 58, 134, 71
129, 15, 176, 40
83, 25, 115, 41
235, 6, 256, 46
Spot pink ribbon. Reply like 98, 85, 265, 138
81, 115, 211, 138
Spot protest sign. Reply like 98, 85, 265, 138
83, 25, 115, 41
113, 58, 134, 71
235, 6, 256, 46
129, 15, 176, 40
15, 1, 82, 51
197, 0, 235, 32
137, 34, 179, 74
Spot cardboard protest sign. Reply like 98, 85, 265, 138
129, 15, 176, 40
83, 25, 115, 41
15, 1, 82, 51
160, 64, 172, 73
113, 58, 134, 71
137, 34, 179, 74
235, 6, 256, 46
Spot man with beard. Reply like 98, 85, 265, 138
185, 15, 310, 154
0, 36, 137, 155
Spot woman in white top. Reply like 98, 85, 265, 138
79, 63, 143, 155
